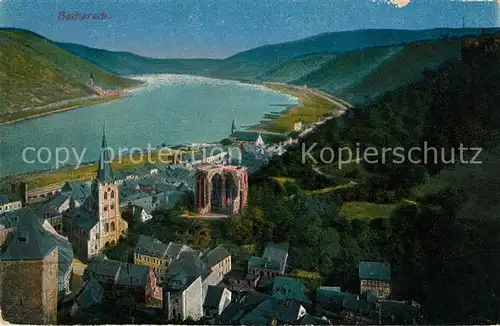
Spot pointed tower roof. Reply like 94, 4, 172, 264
231, 118, 236, 135
96, 125, 114, 182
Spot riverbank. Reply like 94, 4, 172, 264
2, 149, 185, 189
247, 82, 352, 134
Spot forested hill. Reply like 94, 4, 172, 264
237, 41, 500, 323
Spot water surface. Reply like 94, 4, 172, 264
0, 74, 297, 176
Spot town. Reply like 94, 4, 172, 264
1, 0, 500, 323
0, 113, 422, 325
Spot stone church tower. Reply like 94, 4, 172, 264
67, 127, 128, 261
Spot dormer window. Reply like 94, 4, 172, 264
18, 236, 27, 244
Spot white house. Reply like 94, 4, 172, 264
0, 195, 22, 214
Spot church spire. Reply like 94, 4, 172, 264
231, 118, 236, 135
96, 125, 113, 182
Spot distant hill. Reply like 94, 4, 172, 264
214, 28, 494, 78
0, 28, 141, 115
54, 27, 498, 100
277, 39, 461, 103
56, 42, 223, 76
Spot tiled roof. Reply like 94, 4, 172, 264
380, 300, 420, 323
134, 235, 169, 259
271, 277, 311, 304
0, 193, 20, 205
0, 208, 73, 279
359, 261, 391, 281
85, 256, 150, 287
262, 242, 289, 271
61, 181, 91, 202
74, 212, 98, 231
300, 313, 331, 325
164, 251, 209, 291
203, 285, 226, 309
219, 291, 270, 324
203, 244, 231, 267
239, 296, 304, 325
75, 278, 104, 309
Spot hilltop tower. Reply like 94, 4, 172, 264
89, 72, 94, 89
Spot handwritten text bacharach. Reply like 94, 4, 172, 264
58, 12, 109, 21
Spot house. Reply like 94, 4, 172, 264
201, 244, 232, 286
0, 194, 22, 214
222, 270, 259, 292
83, 256, 156, 304
31, 201, 65, 235
359, 262, 391, 299
271, 277, 312, 305
300, 313, 331, 325
163, 251, 208, 321
134, 236, 195, 283
316, 287, 361, 313
60, 181, 92, 208
294, 120, 304, 132
203, 285, 232, 317
247, 242, 289, 278
218, 291, 270, 324
162, 245, 232, 321
238, 296, 307, 325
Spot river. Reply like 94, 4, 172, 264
0, 74, 297, 177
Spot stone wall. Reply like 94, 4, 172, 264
0, 248, 59, 324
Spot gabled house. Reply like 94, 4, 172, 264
238, 296, 307, 325
248, 242, 289, 278
70, 278, 104, 317
83, 256, 156, 304
162, 244, 233, 321
359, 262, 391, 299
271, 277, 312, 305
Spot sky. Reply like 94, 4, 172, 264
0, 0, 499, 58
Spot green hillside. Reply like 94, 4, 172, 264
286, 39, 460, 103
0, 29, 141, 115
257, 54, 337, 83
55, 28, 499, 82
56, 41, 223, 76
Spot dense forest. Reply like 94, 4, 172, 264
105, 49, 500, 323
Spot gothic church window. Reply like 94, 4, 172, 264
111, 190, 115, 199
104, 192, 108, 200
